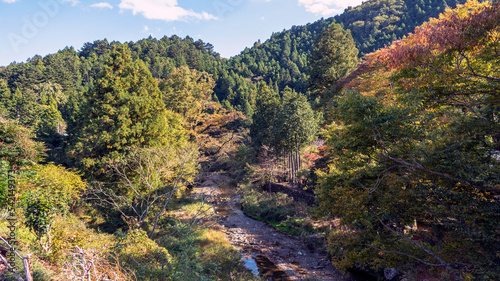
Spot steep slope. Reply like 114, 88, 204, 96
0, 0, 474, 115
334, 0, 466, 56
226, 0, 470, 96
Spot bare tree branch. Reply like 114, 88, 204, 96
383, 154, 500, 193
372, 213, 451, 268
150, 147, 198, 238
90, 145, 199, 236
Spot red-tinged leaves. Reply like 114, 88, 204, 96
380, 0, 500, 70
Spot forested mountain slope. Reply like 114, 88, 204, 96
0, 0, 472, 116
227, 0, 470, 95
335, 0, 465, 56
0, 1, 498, 280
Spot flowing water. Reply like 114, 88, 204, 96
239, 246, 292, 280
207, 186, 293, 279
193, 175, 345, 280
242, 255, 259, 276
255, 255, 291, 280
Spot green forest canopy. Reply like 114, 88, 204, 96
0, 0, 498, 280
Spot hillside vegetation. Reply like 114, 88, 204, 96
0, 0, 498, 280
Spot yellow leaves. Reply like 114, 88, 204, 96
487, 29, 500, 44
16, 164, 87, 214
120, 228, 172, 265
352, 20, 365, 28
441, 0, 489, 19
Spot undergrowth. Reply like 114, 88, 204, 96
239, 181, 322, 239
0, 188, 260, 281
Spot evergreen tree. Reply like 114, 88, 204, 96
10, 88, 40, 127
68, 44, 185, 173
36, 96, 64, 148
308, 22, 359, 108
0, 79, 11, 117
276, 88, 320, 181
250, 82, 281, 149
277, 87, 320, 153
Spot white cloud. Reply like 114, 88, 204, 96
62, 0, 80, 6
298, 0, 363, 16
119, 0, 217, 22
2, 0, 20, 3
91, 2, 113, 9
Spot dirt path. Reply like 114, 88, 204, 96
192, 174, 347, 281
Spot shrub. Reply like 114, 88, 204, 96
117, 229, 173, 280
48, 215, 116, 265
62, 246, 135, 281
240, 184, 295, 223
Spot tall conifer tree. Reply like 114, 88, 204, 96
69, 44, 184, 172
308, 22, 358, 108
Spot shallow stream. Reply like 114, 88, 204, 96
192, 176, 345, 280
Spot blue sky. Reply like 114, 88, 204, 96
0, 0, 364, 66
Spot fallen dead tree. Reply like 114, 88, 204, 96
260, 182, 316, 205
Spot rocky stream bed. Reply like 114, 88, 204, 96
191, 174, 348, 281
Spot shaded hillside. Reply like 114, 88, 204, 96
227, 0, 469, 95
334, 0, 466, 56
0, 0, 473, 117
227, 21, 334, 94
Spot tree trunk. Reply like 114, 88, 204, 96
282, 153, 285, 182
288, 151, 291, 183
295, 134, 300, 171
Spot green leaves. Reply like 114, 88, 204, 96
0, 118, 44, 168
318, 2, 500, 278
68, 44, 185, 175
309, 22, 359, 118
159, 66, 215, 132
250, 84, 320, 153
250, 82, 282, 149
24, 192, 57, 238
277, 87, 320, 152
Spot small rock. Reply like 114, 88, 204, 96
384, 268, 400, 280
318, 260, 330, 266
307, 234, 323, 240
313, 265, 326, 269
